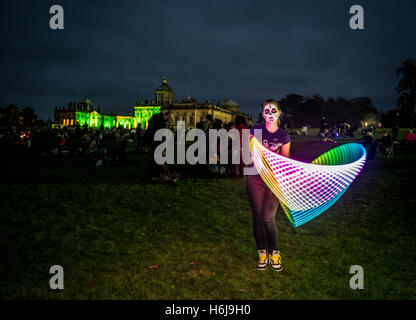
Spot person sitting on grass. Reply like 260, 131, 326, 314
404, 129, 416, 144
377, 131, 392, 153
338, 120, 351, 138
135, 123, 144, 152
358, 131, 377, 160
318, 116, 328, 136
330, 125, 339, 139
319, 128, 337, 143
106, 130, 127, 165
301, 124, 309, 136
347, 125, 358, 137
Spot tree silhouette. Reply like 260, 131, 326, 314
255, 112, 261, 124
396, 59, 416, 114
279, 94, 305, 126
276, 94, 379, 128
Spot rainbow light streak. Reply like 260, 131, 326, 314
250, 138, 367, 227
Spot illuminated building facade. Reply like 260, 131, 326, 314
167, 97, 252, 129
53, 77, 252, 129
160, 77, 252, 128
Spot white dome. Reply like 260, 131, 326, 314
219, 99, 240, 111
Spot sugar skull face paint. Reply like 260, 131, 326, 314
262, 104, 280, 123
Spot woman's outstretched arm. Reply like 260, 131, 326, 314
280, 142, 291, 158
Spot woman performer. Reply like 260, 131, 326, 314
247, 99, 291, 271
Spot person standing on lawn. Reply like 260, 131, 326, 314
247, 99, 291, 271
143, 110, 171, 180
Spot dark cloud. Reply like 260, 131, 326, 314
1, 0, 415, 119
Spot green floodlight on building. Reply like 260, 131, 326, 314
134, 104, 161, 129
74, 104, 161, 130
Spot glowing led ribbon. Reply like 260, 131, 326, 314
250, 138, 367, 227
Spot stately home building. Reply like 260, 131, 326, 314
54, 78, 252, 129
54, 98, 150, 130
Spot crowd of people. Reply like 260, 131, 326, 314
357, 127, 416, 159
0, 124, 135, 166
316, 116, 359, 143
2, 112, 415, 181
144, 112, 251, 182
357, 130, 393, 160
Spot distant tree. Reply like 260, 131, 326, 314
396, 59, 416, 113
278, 94, 305, 127
256, 112, 264, 124
334, 97, 350, 123
325, 97, 337, 124
302, 95, 325, 127
349, 97, 379, 126
396, 59, 416, 127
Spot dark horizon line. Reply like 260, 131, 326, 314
1, 93, 401, 121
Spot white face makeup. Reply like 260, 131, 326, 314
262, 104, 280, 124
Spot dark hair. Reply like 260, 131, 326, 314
205, 114, 213, 121
261, 99, 281, 126
235, 115, 247, 126
213, 118, 223, 130
262, 99, 281, 110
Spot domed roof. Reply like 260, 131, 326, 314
156, 77, 173, 93
83, 98, 92, 105
181, 95, 198, 103
219, 99, 240, 111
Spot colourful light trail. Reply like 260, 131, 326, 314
250, 138, 367, 227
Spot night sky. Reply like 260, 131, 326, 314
1, 0, 415, 120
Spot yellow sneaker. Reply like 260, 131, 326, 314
269, 250, 283, 271
257, 249, 268, 270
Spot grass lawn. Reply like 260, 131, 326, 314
1, 129, 415, 299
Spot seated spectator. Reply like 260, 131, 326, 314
377, 131, 392, 153
347, 125, 358, 137
107, 130, 127, 164
338, 121, 351, 138
319, 128, 337, 143
319, 116, 328, 135
358, 131, 377, 159
135, 123, 144, 152
358, 131, 374, 148
404, 129, 416, 144
301, 125, 309, 136
330, 125, 339, 139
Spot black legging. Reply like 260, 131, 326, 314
247, 174, 279, 252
